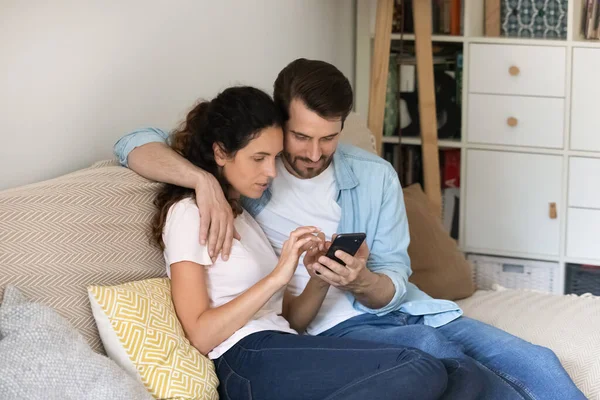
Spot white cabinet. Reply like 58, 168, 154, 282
465, 150, 562, 256
571, 48, 600, 152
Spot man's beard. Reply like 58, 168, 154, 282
283, 152, 333, 179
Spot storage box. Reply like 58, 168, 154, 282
468, 254, 560, 294
565, 264, 600, 296
501, 0, 568, 39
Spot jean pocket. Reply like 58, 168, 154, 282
216, 356, 253, 400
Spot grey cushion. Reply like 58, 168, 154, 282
0, 285, 153, 400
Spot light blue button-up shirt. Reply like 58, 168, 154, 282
114, 128, 463, 328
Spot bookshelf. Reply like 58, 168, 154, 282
355, 0, 600, 296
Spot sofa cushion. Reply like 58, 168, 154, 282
0, 160, 166, 353
458, 288, 600, 400
404, 184, 475, 300
88, 278, 219, 400
0, 285, 153, 400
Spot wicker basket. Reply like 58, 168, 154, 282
467, 254, 560, 294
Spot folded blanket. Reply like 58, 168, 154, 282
0, 285, 153, 400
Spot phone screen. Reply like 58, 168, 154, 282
325, 233, 366, 266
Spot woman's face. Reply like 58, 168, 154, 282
217, 125, 283, 199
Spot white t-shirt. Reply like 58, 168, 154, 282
163, 198, 296, 360
254, 158, 363, 335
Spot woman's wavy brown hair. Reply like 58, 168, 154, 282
151, 86, 283, 250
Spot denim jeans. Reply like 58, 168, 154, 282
320, 313, 586, 400
215, 330, 449, 400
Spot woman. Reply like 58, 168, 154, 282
150, 86, 448, 400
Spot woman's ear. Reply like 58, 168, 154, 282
213, 142, 227, 166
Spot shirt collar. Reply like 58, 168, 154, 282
333, 144, 359, 191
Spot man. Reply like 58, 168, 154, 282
114, 58, 584, 400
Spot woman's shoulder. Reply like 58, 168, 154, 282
164, 197, 199, 234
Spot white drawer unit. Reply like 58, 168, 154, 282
567, 208, 600, 260
568, 157, 600, 209
467, 94, 564, 148
468, 254, 560, 294
571, 48, 600, 152
469, 44, 566, 97
465, 150, 562, 256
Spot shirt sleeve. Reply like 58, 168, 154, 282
163, 200, 213, 267
353, 166, 411, 316
113, 127, 170, 167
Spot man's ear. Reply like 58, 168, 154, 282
213, 142, 227, 166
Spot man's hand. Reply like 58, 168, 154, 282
307, 238, 395, 309
306, 239, 377, 294
194, 172, 240, 262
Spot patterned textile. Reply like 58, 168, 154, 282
0, 160, 166, 353
501, 0, 568, 39
0, 286, 152, 399
458, 287, 600, 400
88, 278, 219, 400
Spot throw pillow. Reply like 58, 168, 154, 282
87, 278, 219, 400
403, 184, 475, 300
0, 285, 152, 400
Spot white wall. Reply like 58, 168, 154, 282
0, 0, 355, 190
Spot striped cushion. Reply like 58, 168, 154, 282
0, 160, 166, 353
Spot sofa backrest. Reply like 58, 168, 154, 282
0, 161, 167, 352
0, 112, 376, 353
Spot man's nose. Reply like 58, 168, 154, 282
308, 142, 322, 162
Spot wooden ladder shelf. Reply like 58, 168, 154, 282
367, 0, 442, 216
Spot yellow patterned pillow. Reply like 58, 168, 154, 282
88, 278, 219, 400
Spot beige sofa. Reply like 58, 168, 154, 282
1, 113, 599, 399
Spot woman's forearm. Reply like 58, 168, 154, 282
188, 274, 285, 355
283, 278, 330, 333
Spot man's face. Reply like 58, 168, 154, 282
282, 98, 342, 179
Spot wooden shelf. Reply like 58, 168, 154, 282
382, 136, 463, 148
387, 33, 465, 43
571, 39, 600, 48
468, 36, 567, 47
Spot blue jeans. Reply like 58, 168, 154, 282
320, 313, 586, 400
215, 330, 449, 400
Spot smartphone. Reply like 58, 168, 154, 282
324, 233, 366, 266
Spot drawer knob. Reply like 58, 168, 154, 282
509, 66, 520, 76
507, 117, 518, 127
549, 202, 557, 219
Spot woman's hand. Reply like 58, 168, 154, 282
270, 227, 323, 285
303, 233, 333, 286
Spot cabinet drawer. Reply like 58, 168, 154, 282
569, 157, 600, 209
469, 44, 566, 97
467, 94, 564, 148
567, 208, 600, 260
465, 150, 562, 256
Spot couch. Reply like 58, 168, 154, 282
1, 112, 599, 399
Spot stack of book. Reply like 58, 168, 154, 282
583, 0, 600, 39
393, 0, 463, 36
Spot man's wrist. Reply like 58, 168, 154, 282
192, 168, 211, 190
351, 269, 380, 295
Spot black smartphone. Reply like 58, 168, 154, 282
325, 233, 366, 266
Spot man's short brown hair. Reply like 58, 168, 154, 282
273, 58, 353, 125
